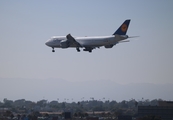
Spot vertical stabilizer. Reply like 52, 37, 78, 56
113, 19, 131, 35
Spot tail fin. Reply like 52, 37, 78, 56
113, 19, 131, 35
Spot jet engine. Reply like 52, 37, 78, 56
60, 40, 70, 48
104, 45, 114, 48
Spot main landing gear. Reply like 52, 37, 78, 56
52, 47, 55, 52
76, 47, 92, 53
83, 47, 92, 53
76, 47, 80, 52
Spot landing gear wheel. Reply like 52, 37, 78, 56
76, 48, 80, 52
52, 47, 55, 52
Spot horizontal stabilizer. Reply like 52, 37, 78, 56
119, 40, 130, 43
128, 36, 139, 38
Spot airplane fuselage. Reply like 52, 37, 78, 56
45, 19, 131, 52
46, 35, 128, 48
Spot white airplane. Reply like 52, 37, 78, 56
45, 19, 134, 53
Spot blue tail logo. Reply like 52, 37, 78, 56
113, 19, 130, 35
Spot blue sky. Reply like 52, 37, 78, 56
0, 0, 173, 102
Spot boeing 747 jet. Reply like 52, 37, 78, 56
45, 19, 135, 53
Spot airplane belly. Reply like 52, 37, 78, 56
78, 39, 109, 47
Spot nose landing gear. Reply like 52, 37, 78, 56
52, 47, 55, 52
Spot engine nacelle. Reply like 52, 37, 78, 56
60, 40, 69, 48
104, 45, 114, 48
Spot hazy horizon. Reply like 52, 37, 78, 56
1, 78, 173, 103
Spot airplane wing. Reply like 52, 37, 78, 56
66, 34, 82, 47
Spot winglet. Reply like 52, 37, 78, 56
113, 19, 131, 35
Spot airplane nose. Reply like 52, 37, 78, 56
45, 41, 51, 46
45, 41, 49, 46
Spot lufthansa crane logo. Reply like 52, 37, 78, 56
121, 24, 127, 32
